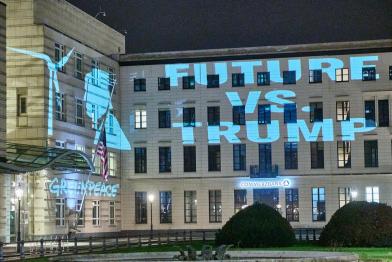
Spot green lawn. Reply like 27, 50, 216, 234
26, 241, 392, 261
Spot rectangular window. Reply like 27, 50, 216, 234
158, 109, 171, 128
258, 104, 271, 124
55, 140, 65, 149
135, 192, 147, 224
135, 147, 147, 173
337, 141, 351, 168
55, 198, 65, 226
232, 73, 245, 87
309, 69, 322, 83
362, 67, 376, 81
208, 145, 221, 171
233, 144, 246, 171
76, 200, 84, 226
55, 92, 66, 121
76, 98, 84, 126
135, 108, 147, 129
159, 147, 171, 172
285, 189, 299, 222
184, 146, 196, 172
233, 105, 245, 125
109, 201, 115, 225
364, 140, 378, 167
183, 107, 196, 127
92, 149, 101, 174
74, 52, 83, 79
183, 76, 195, 89
309, 102, 323, 122
54, 43, 65, 72
108, 110, 114, 134
284, 103, 297, 123
207, 74, 219, 88
92, 200, 100, 226
284, 142, 298, 169
209, 190, 222, 223
336, 101, 350, 121
160, 191, 172, 223
17, 95, 27, 116
364, 100, 376, 127
207, 106, 220, 126
91, 59, 100, 85
378, 100, 389, 127
108, 67, 115, 94
109, 152, 116, 177
234, 189, 247, 213
184, 191, 197, 223
283, 70, 296, 84
310, 142, 324, 169
336, 68, 349, 82
366, 186, 379, 203
257, 72, 270, 86
389, 66, 392, 80
158, 77, 170, 90
338, 187, 351, 208
312, 187, 326, 221
259, 143, 272, 173
90, 104, 98, 129
134, 78, 146, 92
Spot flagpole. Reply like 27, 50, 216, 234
74, 71, 117, 226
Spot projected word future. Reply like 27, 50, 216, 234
172, 90, 376, 144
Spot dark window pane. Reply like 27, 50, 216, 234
208, 145, 221, 171
134, 78, 146, 91
232, 73, 245, 87
159, 110, 171, 128
233, 105, 245, 125
159, 147, 171, 172
207, 106, 220, 126
233, 144, 246, 171
364, 100, 376, 127
158, 77, 170, 90
258, 143, 272, 173
310, 102, 323, 122
183, 107, 196, 127
135, 147, 147, 173
364, 140, 378, 167
183, 76, 195, 89
362, 67, 376, 81
378, 100, 389, 127
207, 74, 219, 88
258, 104, 271, 124
160, 191, 172, 223
234, 190, 247, 213
257, 72, 270, 86
184, 146, 196, 172
311, 142, 324, 169
309, 69, 322, 83
284, 142, 298, 169
283, 70, 296, 84
135, 192, 147, 224
284, 103, 297, 123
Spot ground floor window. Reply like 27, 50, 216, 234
109, 201, 115, 225
55, 198, 65, 226
234, 189, 247, 213
184, 191, 197, 223
92, 200, 100, 226
76, 199, 84, 226
135, 192, 147, 224
253, 189, 279, 209
209, 190, 222, 223
338, 187, 351, 208
160, 191, 172, 223
366, 186, 379, 203
312, 187, 325, 221
285, 188, 299, 222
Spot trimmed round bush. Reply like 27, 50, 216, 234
319, 201, 392, 247
215, 202, 295, 247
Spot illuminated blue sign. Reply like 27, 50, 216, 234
48, 177, 120, 198
238, 178, 291, 189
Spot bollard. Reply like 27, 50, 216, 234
103, 236, 106, 252
57, 238, 62, 255
138, 234, 141, 247
175, 231, 178, 242
202, 231, 205, 242
74, 237, 78, 254
306, 229, 309, 241
190, 231, 192, 243
166, 231, 170, 244
89, 236, 93, 253
299, 229, 302, 241
183, 231, 186, 242
0, 242, 4, 262
40, 238, 44, 257
115, 235, 119, 249
158, 232, 161, 245
148, 235, 151, 246
313, 229, 316, 241
127, 234, 130, 248
20, 240, 25, 259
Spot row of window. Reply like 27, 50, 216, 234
55, 199, 116, 227
134, 186, 380, 224
133, 67, 392, 91
134, 139, 380, 174
134, 99, 390, 129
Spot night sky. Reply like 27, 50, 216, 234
66, 0, 392, 54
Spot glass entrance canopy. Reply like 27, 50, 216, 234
0, 143, 94, 174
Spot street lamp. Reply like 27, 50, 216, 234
15, 187, 23, 253
148, 193, 154, 239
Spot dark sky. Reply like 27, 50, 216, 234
66, 0, 392, 54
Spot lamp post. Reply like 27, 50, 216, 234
15, 187, 23, 253
148, 193, 154, 239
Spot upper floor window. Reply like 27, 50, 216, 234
184, 146, 196, 172
364, 100, 376, 127
183, 107, 196, 127
310, 142, 324, 169
283, 70, 296, 84
55, 198, 65, 226
109, 152, 117, 177
134, 78, 146, 92
364, 140, 378, 168
159, 147, 171, 173
337, 141, 351, 168
91, 59, 100, 85
183, 76, 195, 89
378, 99, 389, 127
336, 101, 350, 121
232, 73, 245, 87
207, 74, 219, 88
135, 107, 147, 129
75, 98, 84, 126
17, 94, 27, 116
284, 103, 297, 123
258, 104, 271, 124
362, 67, 376, 81
284, 142, 298, 169
158, 77, 170, 90
233, 144, 246, 171
309, 102, 323, 122
158, 109, 171, 128
208, 145, 221, 171
54, 43, 65, 72
74, 52, 83, 79
108, 67, 115, 94
309, 69, 322, 83
233, 105, 245, 125
134, 147, 147, 173
257, 72, 270, 86
207, 106, 220, 126
389, 66, 392, 80
55, 92, 66, 122
259, 143, 272, 173
335, 68, 349, 82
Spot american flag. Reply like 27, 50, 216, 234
96, 126, 109, 181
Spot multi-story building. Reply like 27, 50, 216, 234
119, 40, 392, 231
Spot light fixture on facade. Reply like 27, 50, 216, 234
148, 193, 154, 203
351, 190, 358, 199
